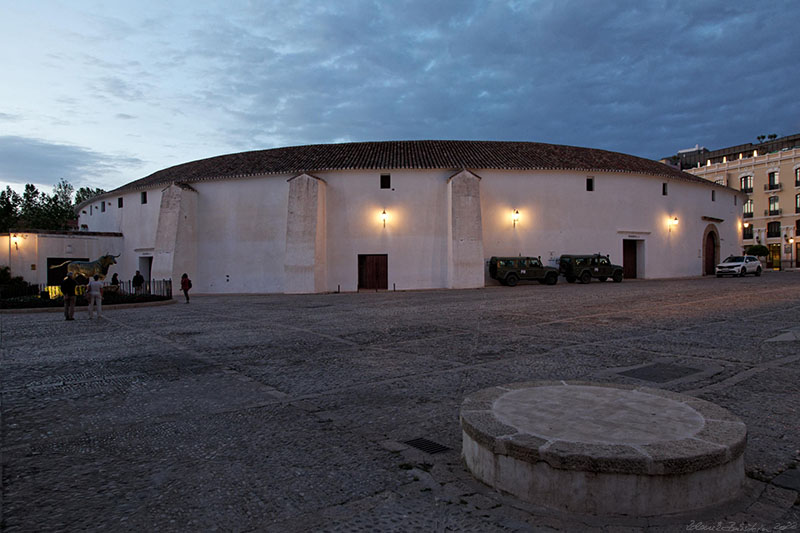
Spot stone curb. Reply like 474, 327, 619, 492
460, 380, 747, 476
0, 299, 177, 314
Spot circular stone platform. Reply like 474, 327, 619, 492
460, 381, 746, 516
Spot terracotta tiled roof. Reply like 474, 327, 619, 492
109, 140, 719, 195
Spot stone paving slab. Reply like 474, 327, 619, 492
2, 274, 800, 530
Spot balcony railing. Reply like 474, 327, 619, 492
764, 183, 782, 191
741, 187, 753, 193
767, 230, 781, 238
764, 208, 782, 216
743, 211, 754, 218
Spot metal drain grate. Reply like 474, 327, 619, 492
404, 438, 450, 454
618, 363, 702, 383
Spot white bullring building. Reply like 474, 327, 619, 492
57, 140, 743, 293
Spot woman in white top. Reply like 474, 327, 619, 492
86, 274, 104, 319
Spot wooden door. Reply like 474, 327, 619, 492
767, 244, 781, 270
358, 254, 388, 290
704, 233, 717, 275
622, 240, 637, 279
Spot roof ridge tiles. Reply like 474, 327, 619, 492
99, 140, 713, 199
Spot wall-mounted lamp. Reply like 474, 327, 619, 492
381, 209, 387, 228
512, 209, 520, 228
743, 222, 750, 228
11, 234, 19, 250
667, 216, 679, 230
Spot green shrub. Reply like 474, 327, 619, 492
0, 292, 171, 309
746, 244, 769, 257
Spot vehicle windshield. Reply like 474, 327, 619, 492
722, 256, 744, 263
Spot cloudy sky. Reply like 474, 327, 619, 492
1, 0, 798, 193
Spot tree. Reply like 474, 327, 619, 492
44, 179, 77, 230
0, 187, 21, 233
4, 180, 104, 231
74, 186, 106, 205
18, 184, 47, 229
746, 244, 769, 257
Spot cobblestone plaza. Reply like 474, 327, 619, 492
2, 275, 799, 531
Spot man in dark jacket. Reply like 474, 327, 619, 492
132, 270, 144, 294
60, 272, 77, 321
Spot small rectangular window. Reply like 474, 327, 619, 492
662, 183, 668, 196
141, 191, 147, 204
743, 199, 753, 216
711, 190, 716, 202
767, 221, 781, 237
768, 171, 779, 188
89, 205, 92, 215
586, 177, 594, 191
101, 202, 106, 212
734, 195, 737, 206
380, 174, 391, 189
118, 197, 123, 208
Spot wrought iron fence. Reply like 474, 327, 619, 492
1, 279, 173, 301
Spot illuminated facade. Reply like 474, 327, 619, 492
683, 137, 800, 269
5, 141, 742, 293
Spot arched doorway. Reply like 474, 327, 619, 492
702, 224, 720, 275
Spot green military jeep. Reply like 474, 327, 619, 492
489, 256, 559, 286
559, 254, 624, 284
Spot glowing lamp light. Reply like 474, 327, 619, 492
381, 209, 387, 228
743, 222, 750, 228
667, 217, 679, 232
512, 209, 520, 227
11, 234, 19, 250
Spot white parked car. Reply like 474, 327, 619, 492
715, 255, 762, 277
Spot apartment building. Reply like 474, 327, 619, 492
674, 134, 800, 269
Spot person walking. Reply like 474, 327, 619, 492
60, 271, 77, 321
180, 273, 192, 303
132, 270, 144, 294
86, 274, 104, 319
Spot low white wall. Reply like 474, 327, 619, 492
2, 233, 124, 285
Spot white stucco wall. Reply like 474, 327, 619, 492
0, 235, 9, 267
73, 166, 741, 293
321, 169, 450, 292
480, 170, 741, 279
193, 177, 289, 293
2, 233, 123, 285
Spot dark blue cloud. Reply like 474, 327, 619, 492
178, 0, 800, 158
0, 136, 143, 187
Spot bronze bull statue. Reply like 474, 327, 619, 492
50, 254, 120, 280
